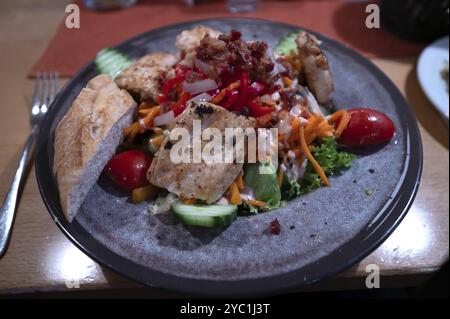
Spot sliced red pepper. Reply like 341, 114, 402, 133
233, 72, 249, 111
172, 92, 192, 116
248, 81, 267, 98
221, 89, 239, 110
175, 65, 189, 77
157, 93, 169, 104
162, 74, 185, 97
248, 100, 273, 118
207, 88, 220, 99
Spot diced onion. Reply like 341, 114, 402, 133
182, 78, 218, 95
290, 104, 301, 116
187, 92, 212, 104
153, 110, 175, 127
271, 91, 281, 102
278, 117, 292, 135
194, 58, 214, 75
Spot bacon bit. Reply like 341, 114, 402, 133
229, 182, 242, 205
181, 198, 196, 204
256, 112, 277, 128
299, 126, 330, 186
246, 199, 267, 207
269, 218, 281, 235
235, 174, 244, 190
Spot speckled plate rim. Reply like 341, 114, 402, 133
35, 18, 423, 297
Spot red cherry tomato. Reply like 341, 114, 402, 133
104, 150, 152, 192
337, 108, 396, 146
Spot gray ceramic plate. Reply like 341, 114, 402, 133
35, 18, 422, 297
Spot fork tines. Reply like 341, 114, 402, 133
33, 72, 60, 114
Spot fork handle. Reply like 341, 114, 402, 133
0, 129, 37, 257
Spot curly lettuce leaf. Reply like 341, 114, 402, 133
281, 174, 301, 200
300, 137, 356, 194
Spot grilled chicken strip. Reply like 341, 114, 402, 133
295, 31, 334, 106
148, 102, 255, 203
176, 25, 222, 53
115, 53, 177, 101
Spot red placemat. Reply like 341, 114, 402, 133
30, 0, 425, 77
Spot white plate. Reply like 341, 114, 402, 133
417, 36, 449, 123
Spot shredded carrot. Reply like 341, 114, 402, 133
304, 115, 322, 135
141, 106, 160, 130
138, 106, 159, 116
334, 110, 351, 138
287, 117, 301, 145
138, 101, 152, 110
293, 148, 302, 159
182, 198, 196, 205
246, 199, 266, 207
282, 76, 293, 87
306, 131, 318, 145
328, 109, 347, 122
123, 122, 141, 142
277, 168, 284, 187
211, 81, 240, 104
235, 174, 244, 190
149, 134, 165, 148
229, 182, 242, 205
299, 126, 330, 186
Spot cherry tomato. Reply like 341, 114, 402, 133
337, 108, 396, 146
104, 150, 152, 192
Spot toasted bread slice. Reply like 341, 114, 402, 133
53, 74, 137, 222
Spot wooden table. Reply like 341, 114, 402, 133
0, 0, 448, 296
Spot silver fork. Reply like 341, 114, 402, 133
0, 72, 60, 257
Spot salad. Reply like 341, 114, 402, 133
98, 27, 396, 229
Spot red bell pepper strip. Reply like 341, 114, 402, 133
248, 81, 267, 98
233, 72, 249, 111
221, 89, 240, 110
162, 74, 185, 97
207, 88, 220, 99
172, 92, 192, 116
248, 100, 273, 118
157, 93, 169, 104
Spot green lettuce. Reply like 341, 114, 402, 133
243, 161, 282, 210
300, 137, 355, 194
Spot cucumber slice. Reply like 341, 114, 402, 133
275, 31, 302, 56
171, 204, 237, 227
95, 48, 132, 79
